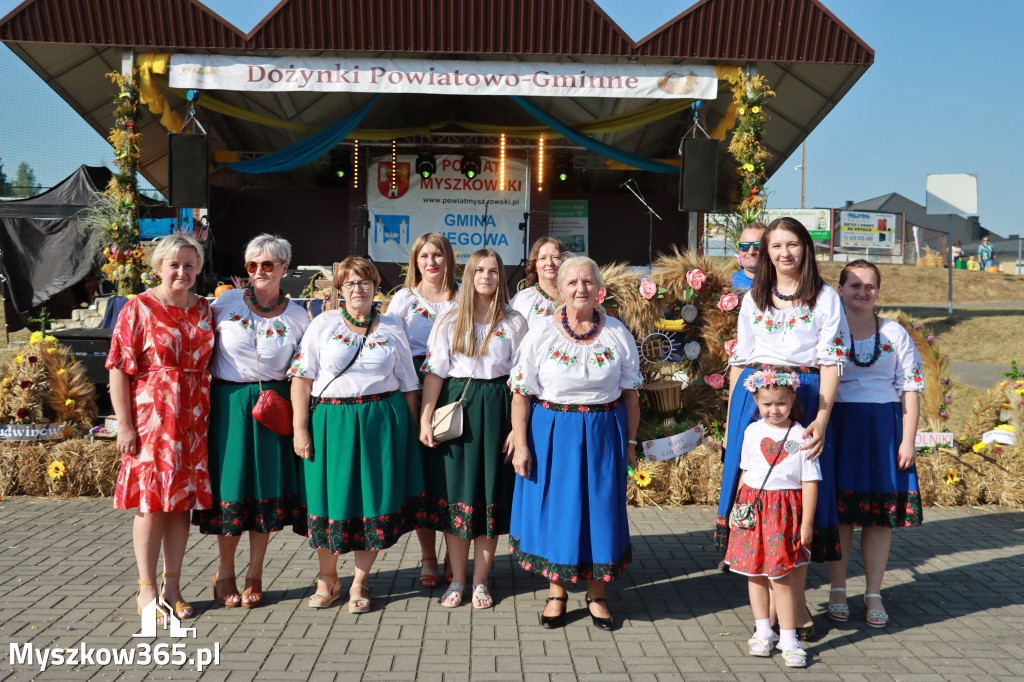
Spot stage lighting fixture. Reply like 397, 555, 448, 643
461, 152, 481, 179
554, 153, 573, 182
416, 151, 437, 179
329, 150, 347, 179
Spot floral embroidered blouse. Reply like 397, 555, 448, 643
729, 285, 849, 370
422, 309, 527, 380
209, 289, 310, 382
387, 287, 458, 357
510, 285, 558, 329
836, 317, 924, 403
288, 312, 419, 398
508, 314, 643, 404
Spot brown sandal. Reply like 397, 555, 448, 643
241, 578, 263, 609
211, 572, 241, 608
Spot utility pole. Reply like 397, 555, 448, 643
800, 141, 806, 209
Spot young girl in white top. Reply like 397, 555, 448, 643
509, 237, 567, 328
385, 232, 458, 589
419, 248, 526, 609
725, 370, 820, 668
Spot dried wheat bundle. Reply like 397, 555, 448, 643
916, 246, 945, 269
916, 447, 1024, 509
599, 261, 659, 338
0, 438, 120, 498
890, 311, 950, 427
627, 442, 725, 508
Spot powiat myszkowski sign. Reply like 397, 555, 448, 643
367, 154, 528, 265
169, 56, 718, 99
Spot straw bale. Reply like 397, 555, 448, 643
599, 262, 658, 338
0, 438, 119, 498
916, 447, 1024, 509
628, 442, 724, 507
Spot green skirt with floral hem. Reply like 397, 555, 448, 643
193, 380, 306, 536
422, 376, 514, 539
303, 390, 426, 554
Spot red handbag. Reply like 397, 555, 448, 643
251, 326, 294, 435
252, 388, 293, 435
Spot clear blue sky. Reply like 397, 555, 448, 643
1, 1, 1019, 238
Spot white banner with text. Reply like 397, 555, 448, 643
169, 55, 719, 99
367, 154, 528, 264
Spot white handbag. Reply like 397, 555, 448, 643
430, 353, 480, 443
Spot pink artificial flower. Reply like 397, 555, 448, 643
717, 293, 739, 311
724, 338, 738, 356
704, 373, 725, 390
686, 268, 707, 290
638, 278, 658, 300
596, 287, 607, 304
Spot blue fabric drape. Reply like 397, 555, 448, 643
219, 96, 380, 174
510, 96, 679, 174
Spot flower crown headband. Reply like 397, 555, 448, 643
743, 369, 800, 393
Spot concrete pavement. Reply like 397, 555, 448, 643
1, 498, 1022, 680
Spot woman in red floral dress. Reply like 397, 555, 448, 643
107, 235, 215, 621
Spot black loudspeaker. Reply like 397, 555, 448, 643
168, 133, 209, 208
679, 138, 718, 212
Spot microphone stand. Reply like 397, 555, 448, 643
622, 178, 662, 267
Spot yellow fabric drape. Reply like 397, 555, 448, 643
135, 53, 183, 132
711, 65, 744, 140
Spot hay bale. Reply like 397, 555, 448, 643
916, 246, 945, 268
916, 447, 1024, 509
0, 438, 120, 498
628, 442, 724, 507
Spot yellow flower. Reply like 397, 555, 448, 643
29, 331, 43, 343
742, 163, 755, 172
634, 470, 652, 488
737, 106, 746, 115
13, 355, 22, 363
56, 369, 66, 375
945, 468, 960, 486
751, 106, 761, 113
46, 348, 56, 354
995, 424, 1015, 432
1016, 388, 1024, 395
972, 442, 986, 453
1000, 381, 1008, 389
64, 399, 75, 406
47, 461, 66, 479
44, 335, 57, 343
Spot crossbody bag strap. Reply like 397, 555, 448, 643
453, 349, 482, 406
312, 317, 375, 406
750, 423, 794, 512
410, 287, 437, 318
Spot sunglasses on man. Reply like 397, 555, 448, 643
738, 241, 760, 252
245, 260, 285, 274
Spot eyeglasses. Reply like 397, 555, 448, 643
245, 260, 284, 274
341, 280, 375, 292
738, 241, 761, 252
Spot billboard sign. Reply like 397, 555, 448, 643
838, 210, 898, 248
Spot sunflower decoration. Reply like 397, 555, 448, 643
945, 468, 960, 486
47, 461, 67, 479
633, 469, 652, 488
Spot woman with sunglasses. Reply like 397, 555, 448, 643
510, 237, 567, 328
193, 235, 310, 609
290, 257, 423, 614
387, 232, 458, 589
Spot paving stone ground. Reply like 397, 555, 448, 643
0, 498, 1021, 681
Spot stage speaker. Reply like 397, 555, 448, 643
168, 134, 209, 208
679, 138, 718, 212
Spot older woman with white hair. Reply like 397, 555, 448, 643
508, 256, 642, 631
193, 234, 310, 609
107, 234, 214, 623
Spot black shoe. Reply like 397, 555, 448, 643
585, 596, 614, 631
540, 596, 567, 629
797, 607, 818, 641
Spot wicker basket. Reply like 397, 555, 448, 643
644, 380, 682, 416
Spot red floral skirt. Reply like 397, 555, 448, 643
725, 485, 810, 580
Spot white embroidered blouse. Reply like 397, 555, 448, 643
510, 285, 558, 328
422, 309, 527, 380
740, 420, 821, 490
210, 289, 310, 382
729, 286, 849, 369
508, 314, 643, 404
387, 287, 458, 357
836, 317, 925, 403
287, 311, 419, 398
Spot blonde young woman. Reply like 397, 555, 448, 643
387, 232, 459, 588
509, 237, 567, 328
107, 235, 214, 622
418, 249, 526, 608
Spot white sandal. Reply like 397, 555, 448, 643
827, 587, 850, 622
440, 582, 464, 608
747, 633, 778, 657
864, 593, 888, 628
780, 646, 808, 668
471, 584, 494, 609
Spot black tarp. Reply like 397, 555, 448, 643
0, 165, 111, 331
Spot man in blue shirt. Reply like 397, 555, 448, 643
730, 223, 766, 292
977, 236, 994, 270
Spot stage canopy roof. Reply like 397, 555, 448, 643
1, 0, 873, 199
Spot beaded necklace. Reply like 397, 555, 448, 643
342, 305, 375, 329
247, 286, 285, 313
560, 307, 600, 341
772, 285, 798, 302
850, 313, 882, 368
534, 283, 555, 301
